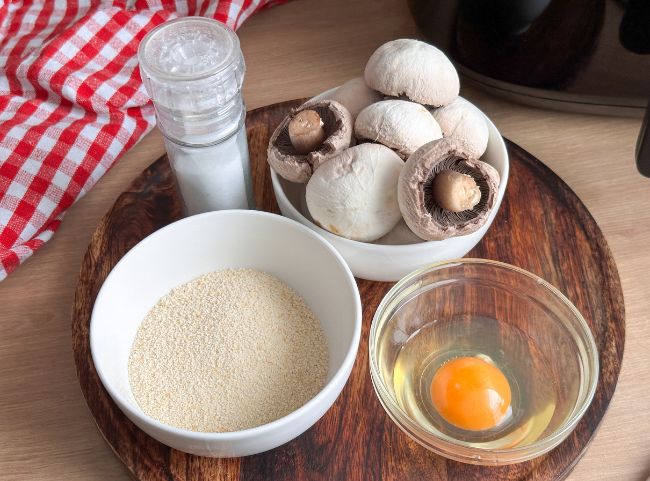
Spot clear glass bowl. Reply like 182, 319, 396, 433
369, 259, 599, 465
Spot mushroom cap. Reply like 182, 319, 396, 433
267, 100, 353, 183
306, 143, 403, 242
326, 77, 383, 120
398, 138, 500, 241
431, 98, 489, 158
364, 39, 459, 107
355, 100, 442, 159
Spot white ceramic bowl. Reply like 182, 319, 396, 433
90, 210, 362, 457
271, 91, 509, 282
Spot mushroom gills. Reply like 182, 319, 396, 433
275, 104, 342, 159
268, 100, 353, 184
423, 157, 492, 227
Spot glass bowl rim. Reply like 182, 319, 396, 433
368, 258, 599, 462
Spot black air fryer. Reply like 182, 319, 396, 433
408, 0, 650, 176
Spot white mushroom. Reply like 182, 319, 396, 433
326, 77, 383, 120
267, 100, 353, 183
355, 100, 442, 159
398, 138, 500, 241
365, 39, 459, 107
306, 143, 403, 242
431, 97, 489, 158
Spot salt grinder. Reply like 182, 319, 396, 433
138, 17, 254, 215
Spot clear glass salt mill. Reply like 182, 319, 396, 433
138, 17, 254, 215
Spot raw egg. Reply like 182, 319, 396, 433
430, 356, 511, 431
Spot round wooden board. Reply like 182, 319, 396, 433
72, 99, 624, 481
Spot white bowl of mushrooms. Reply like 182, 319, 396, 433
268, 39, 509, 282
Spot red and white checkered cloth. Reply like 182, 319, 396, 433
0, 0, 282, 281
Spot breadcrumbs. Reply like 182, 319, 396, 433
128, 268, 329, 432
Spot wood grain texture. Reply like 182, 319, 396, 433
1, 2, 649, 480
71, 99, 624, 481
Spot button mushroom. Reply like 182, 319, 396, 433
306, 143, 404, 242
326, 77, 383, 120
268, 100, 353, 183
364, 39, 460, 107
355, 100, 442, 159
398, 138, 500, 241
431, 97, 489, 158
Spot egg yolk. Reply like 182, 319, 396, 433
430, 356, 511, 431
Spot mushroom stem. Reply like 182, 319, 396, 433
432, 169, 481, 212
288, 110, 326, 154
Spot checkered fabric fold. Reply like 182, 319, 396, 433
0, 0, 282, 280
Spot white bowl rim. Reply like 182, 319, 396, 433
270, 90, 510, 252
90, 209, 363, 441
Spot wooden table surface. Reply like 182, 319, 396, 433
0, 1, 648, 480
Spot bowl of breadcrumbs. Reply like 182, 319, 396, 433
90, 210, 362, 457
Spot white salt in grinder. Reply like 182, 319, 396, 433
138, 17, 254, 214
